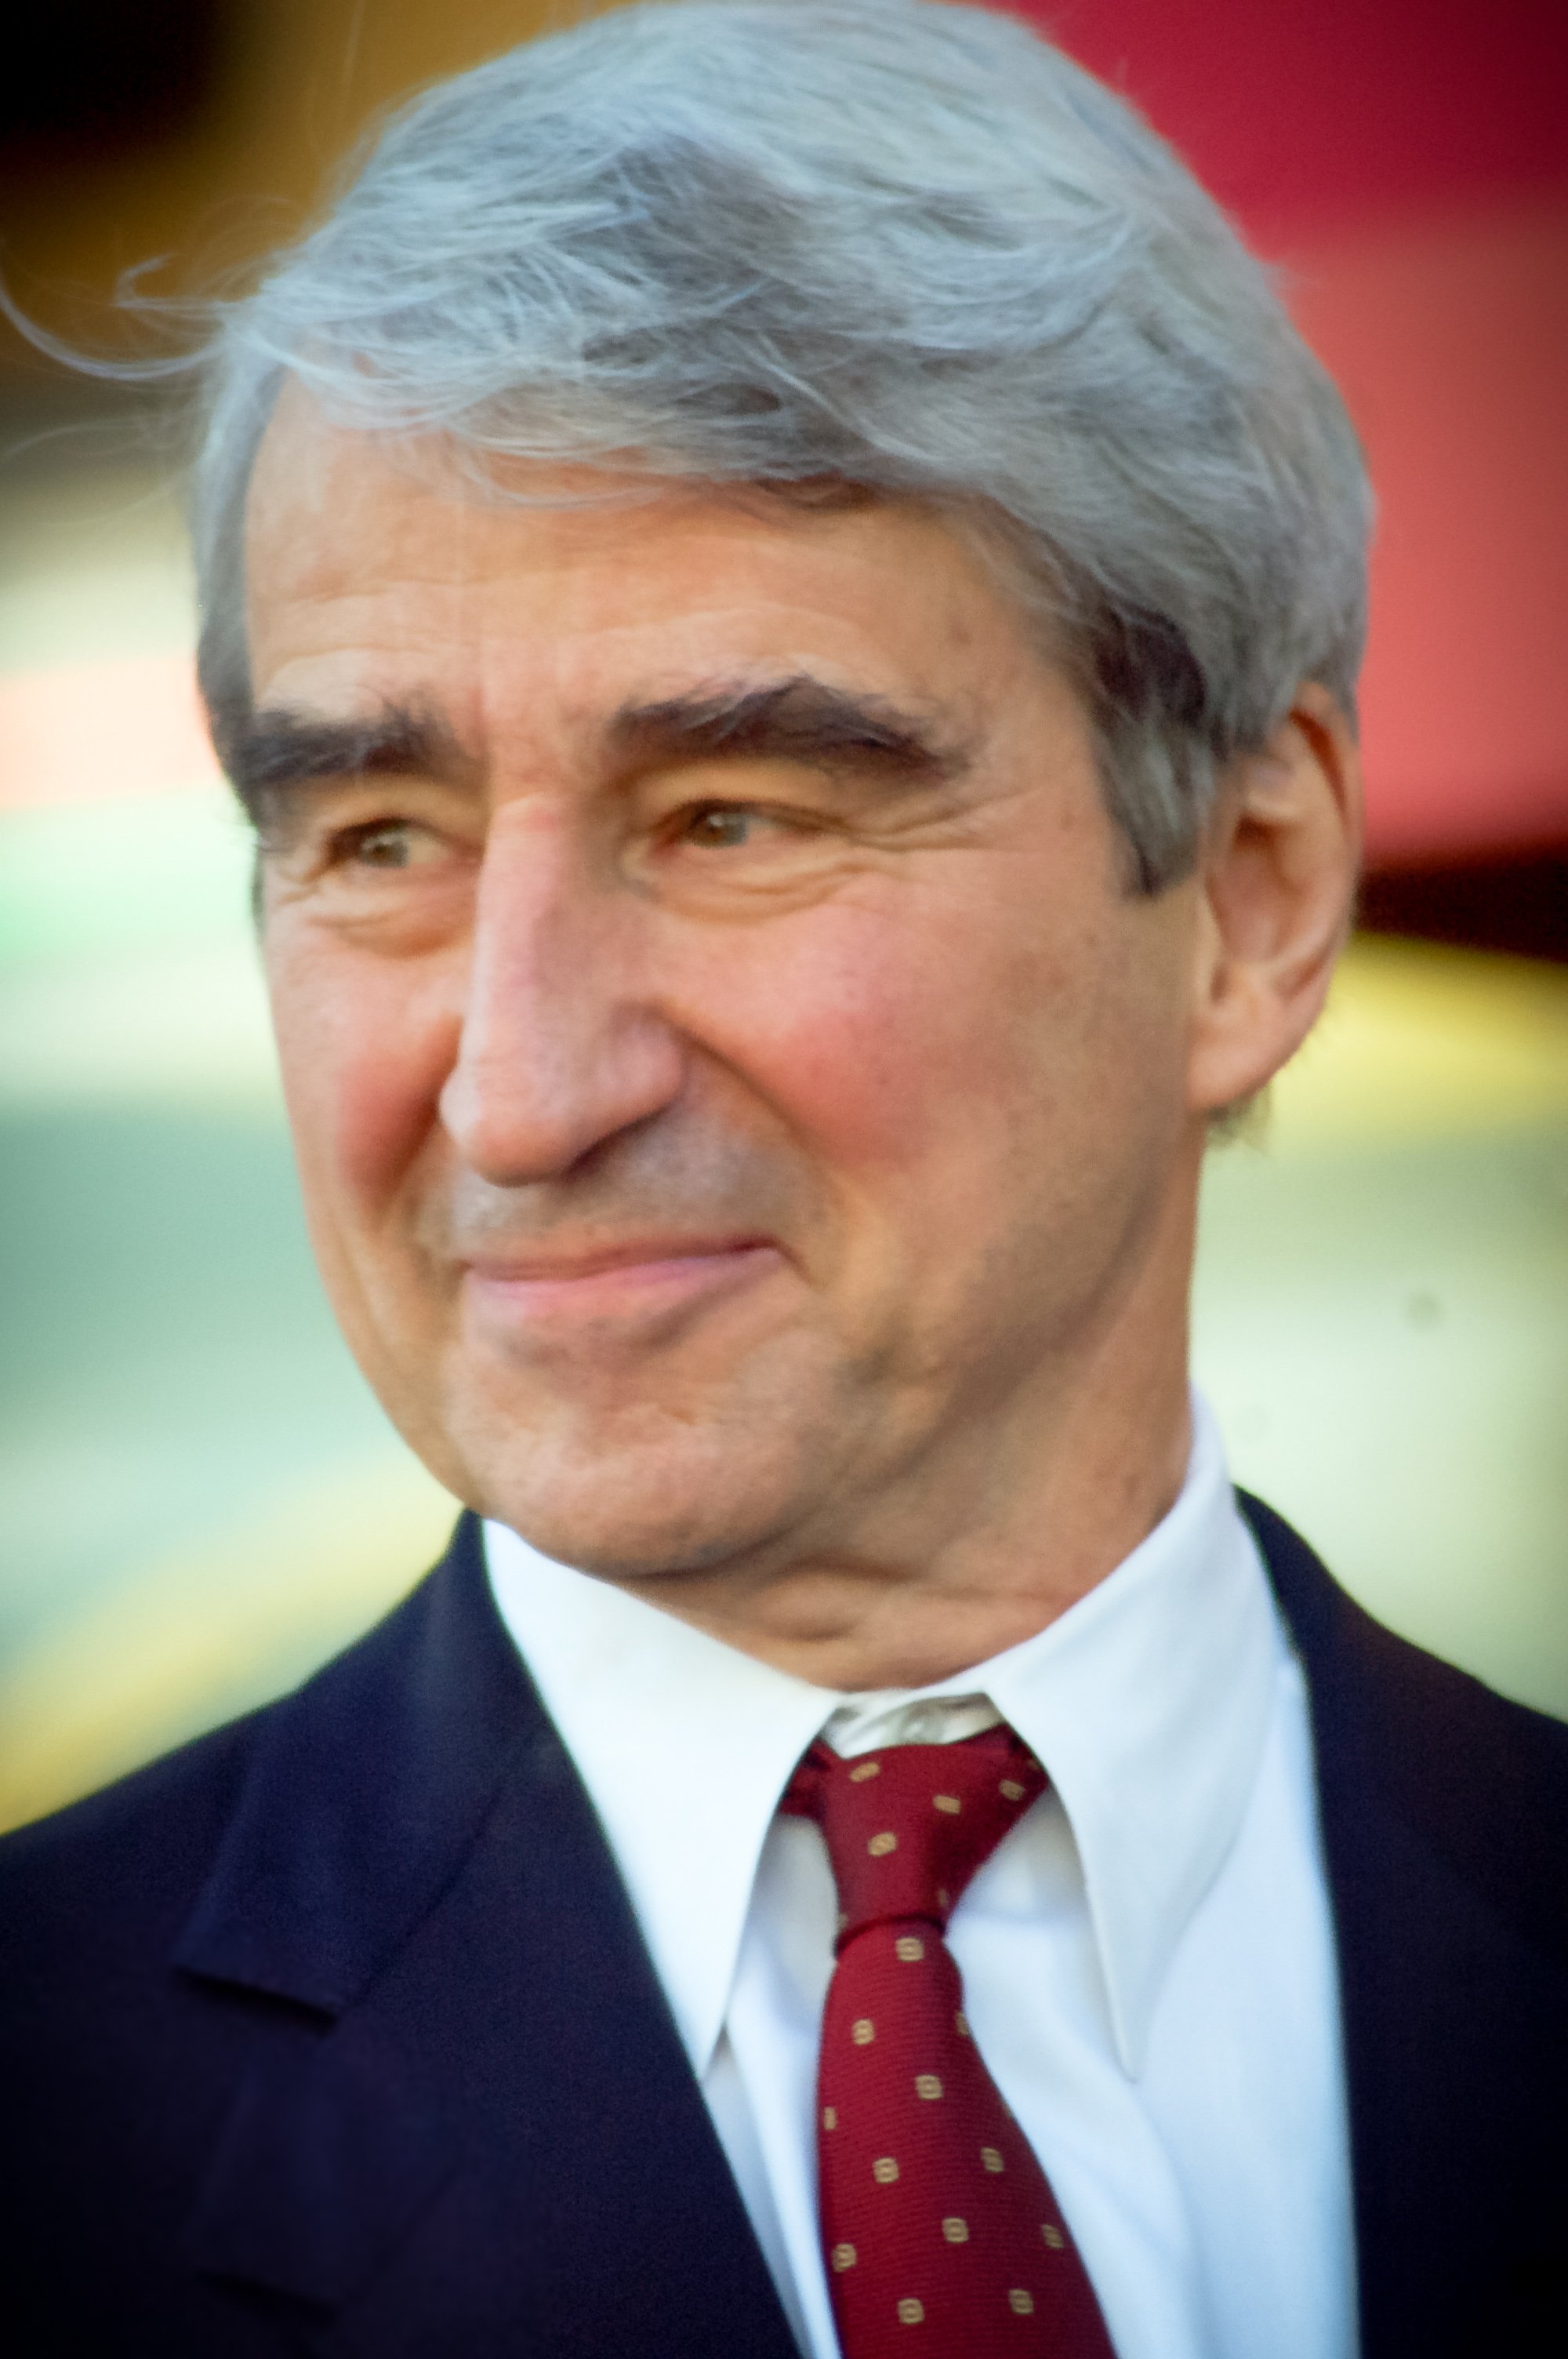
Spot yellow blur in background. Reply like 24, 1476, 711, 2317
2, 438, 1566, 1837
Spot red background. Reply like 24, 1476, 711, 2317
1021, 0, 1568, 870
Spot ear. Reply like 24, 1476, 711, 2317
1185, 682, 1363, 1116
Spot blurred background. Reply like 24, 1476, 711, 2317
2, 0, 1565, 1830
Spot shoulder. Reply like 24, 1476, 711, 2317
0, 1702, 282, 2299
1240, 1487, 1568, 1964
0, 1712, 263, 1975
0, 1519, 479, 1990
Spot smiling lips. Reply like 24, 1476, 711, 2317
462, 1237, 782, 1321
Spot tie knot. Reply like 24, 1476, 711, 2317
781, 1722, 1046, 1946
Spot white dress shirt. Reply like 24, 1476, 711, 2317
485, 1398, 1358, 2359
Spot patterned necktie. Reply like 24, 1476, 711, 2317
781, 1724, 1116, 2355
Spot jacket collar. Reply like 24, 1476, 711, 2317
1241, 1490, 1568, 2359
169, 1499, 1566, 2357
174, 1514, 528, 2011
172, 1516, 800, 2357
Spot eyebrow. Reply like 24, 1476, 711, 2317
607, 676, 969, 785
225, 672, 967, 834
223, 703, 469, 829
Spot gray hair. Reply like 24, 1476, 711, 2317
190, 0, 1370, 889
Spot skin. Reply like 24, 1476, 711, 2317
245, 387, 1360, 1688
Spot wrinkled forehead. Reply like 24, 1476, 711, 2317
248, 381, 1049, 614
241, 384, 1063, 747
245, 383, 671, 616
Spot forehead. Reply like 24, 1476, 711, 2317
242, 388, 1051, 734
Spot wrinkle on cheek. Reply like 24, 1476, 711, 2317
328, 1030, 451, 1216
270, 951, 459, 1223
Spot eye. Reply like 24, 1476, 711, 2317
677, 801, 823, 852
683, 805, 762, 850
336, 819, 435, 870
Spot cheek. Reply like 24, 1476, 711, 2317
700, 865, 1192, 1229
690, 892, 1073, 1177
708, 930, 949, 1169
267, 936, 459, 1224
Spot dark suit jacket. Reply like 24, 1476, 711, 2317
2, 1499, 1564, 2357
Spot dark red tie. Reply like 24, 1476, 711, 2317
782, 1725, 1117, 2355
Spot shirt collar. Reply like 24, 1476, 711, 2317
485, 1521, 833, 2080
483, 1394, 1283, 2083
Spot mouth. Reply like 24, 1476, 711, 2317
460, 1236, 785, 1328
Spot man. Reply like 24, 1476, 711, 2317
2, 2, 1563, 2353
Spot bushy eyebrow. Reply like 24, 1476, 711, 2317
607, 676, 969, 784
227, 672, 967, 838
225, 703, 467, 831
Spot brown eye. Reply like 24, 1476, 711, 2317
343, 821, 422, 868
685, 806, 757, 849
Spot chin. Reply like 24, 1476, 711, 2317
477, 1481, 788, 1585
452, 1405, 816, 1582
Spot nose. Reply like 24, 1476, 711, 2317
438, 804, 686, 1183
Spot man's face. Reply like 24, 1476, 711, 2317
246, 395, 1206, 1592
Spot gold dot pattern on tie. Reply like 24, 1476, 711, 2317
781, 1724, 1116, 2357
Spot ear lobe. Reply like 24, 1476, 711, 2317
1186, 683, 1362, 1117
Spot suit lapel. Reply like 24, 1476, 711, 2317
169, 1488, 1567, 2354
1242, 1492, 1568, 2359
176, 1515, 800, 2358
